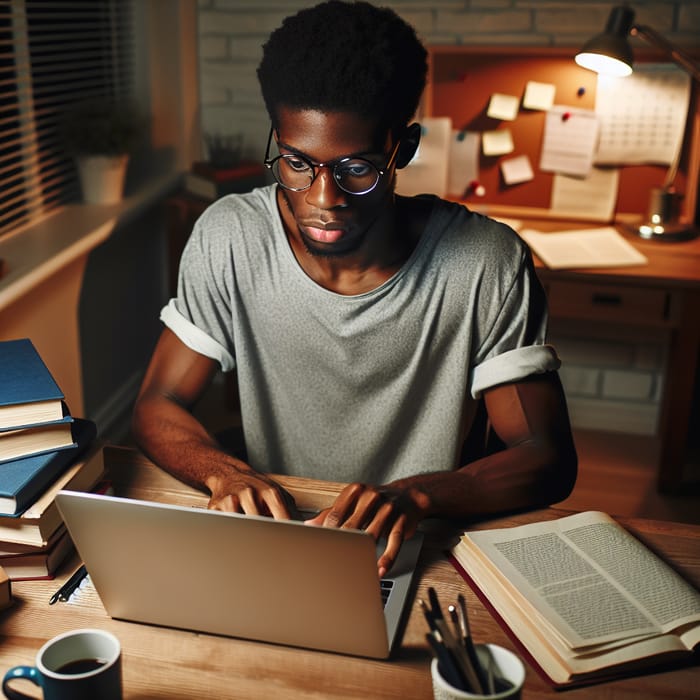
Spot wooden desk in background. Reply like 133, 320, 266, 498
165, 192, 700, 492
506, 217, 700, 495
1, 446, 699, 699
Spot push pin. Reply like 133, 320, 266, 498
467, 180, 486, 197
561, 111, 572, 122
577, 86, 586, 97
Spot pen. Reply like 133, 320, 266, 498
49, 564, 87, 605
428, 586, 444, 621
456, 594, 489, 693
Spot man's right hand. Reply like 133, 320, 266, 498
205, 466, 299, 520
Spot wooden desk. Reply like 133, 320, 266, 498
1, 446, 699, 699
509, 218, 700, 493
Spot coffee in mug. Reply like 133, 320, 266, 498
3, 628, 122, 700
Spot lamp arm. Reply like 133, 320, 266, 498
631, 24, 700, 82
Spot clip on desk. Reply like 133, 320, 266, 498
1, 446, 699, 699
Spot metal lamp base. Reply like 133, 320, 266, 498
630, 187, 700, 242
630, 221, 699, 242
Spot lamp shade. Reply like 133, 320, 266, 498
575, 5, 635, 76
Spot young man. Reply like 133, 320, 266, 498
132, 1, 577, 577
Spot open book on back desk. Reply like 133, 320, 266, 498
450, 510, 700, 688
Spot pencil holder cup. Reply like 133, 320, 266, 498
431, 644, 525, 700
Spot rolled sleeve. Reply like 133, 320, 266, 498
471, 344, 560, 398
160, 299, 235, 372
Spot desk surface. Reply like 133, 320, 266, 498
2, 446, 699, 699
491, 212, 700, 288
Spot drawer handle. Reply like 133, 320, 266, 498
591, 293, 622, 306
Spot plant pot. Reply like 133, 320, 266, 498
76, 154, 129, 205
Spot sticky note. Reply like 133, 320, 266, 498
523, 81, 556, 111
482, 130, 514, 156
487, 93, 520, 121
500, 155, 534, 185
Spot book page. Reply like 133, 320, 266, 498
464, 511, 700, 649
519, 227, 647, 269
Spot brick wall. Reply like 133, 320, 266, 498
195, 1, 700, 436
196, 0, 700, 158
548, 321, 667, 435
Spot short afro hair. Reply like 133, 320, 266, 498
257, 1, 427, 137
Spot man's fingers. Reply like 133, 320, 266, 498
377, 526, 404, 578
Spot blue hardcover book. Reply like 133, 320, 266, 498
0, 418, 96, 516
0, 338, 65, 429
0, 416, 76, 465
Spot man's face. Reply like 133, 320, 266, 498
272, 107, 397, 259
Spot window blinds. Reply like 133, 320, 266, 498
0, 0, 135, 237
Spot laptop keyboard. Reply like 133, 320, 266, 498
380, 579, 394, 607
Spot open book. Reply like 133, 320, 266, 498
450, 511, 700, 687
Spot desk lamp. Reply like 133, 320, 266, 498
575, 5, 700, 241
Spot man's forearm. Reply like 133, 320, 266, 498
130, 393, 248, 495
390, 439, 577, 521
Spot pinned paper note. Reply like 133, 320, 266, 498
448, 130, 480, 197
395, 117, 452, 197
540, 106, 599, 178
523, 81, 556, 111
500, 155, 534, 186
482, 130, 514, 156
551, 168, 619, 222
487, 93, 520, 121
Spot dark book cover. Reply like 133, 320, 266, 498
0, 418, 96, 515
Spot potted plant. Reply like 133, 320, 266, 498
61, 98, 144, 205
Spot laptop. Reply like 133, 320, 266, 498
55, 490, 423, 658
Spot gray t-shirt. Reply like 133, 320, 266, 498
162, 185, 559, 483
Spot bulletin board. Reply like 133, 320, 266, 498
423, 46, 699, 224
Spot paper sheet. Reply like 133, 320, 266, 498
540, 106, 599, 177
594, 64, 691, 165
448, 130, 480, 196
395, 117, 452, 196
519, 227, 648, 269
550, 167, 619, 221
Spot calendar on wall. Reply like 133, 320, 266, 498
594, 64, 691, 166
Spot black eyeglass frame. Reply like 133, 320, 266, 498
263, 126, 402, 196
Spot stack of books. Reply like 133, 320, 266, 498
0, 338, 105, 581
183, 160, 267, 201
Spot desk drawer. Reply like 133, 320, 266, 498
546, 281, 672, 325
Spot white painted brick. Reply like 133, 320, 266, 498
559, 366, 600, 397
678, 4, 700, 37
199, 36, 228, 60
550, 337, 633, 367
434, 10, 532, 35
534, 6, 611, 36
634, 343, 664, 371
652, 373, 665, 403
200, 63, 260, 104
566, 396, 659, 435
602, 369, 655, 401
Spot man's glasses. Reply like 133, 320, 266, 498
263, 126, 401, 196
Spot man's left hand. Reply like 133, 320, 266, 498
304, 482, 430, 577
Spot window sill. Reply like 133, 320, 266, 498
0, 172, 181, 312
